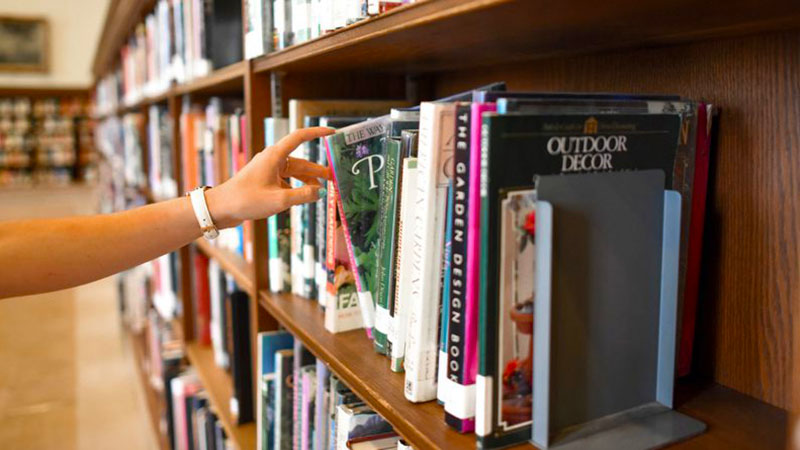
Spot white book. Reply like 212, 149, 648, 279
390, 157, 418, 371
404, 102, 454, 403
209, 259, 229, 368
244, 0, 265, 58
266, 117, 291, 293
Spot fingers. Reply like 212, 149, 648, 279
283, 185, 323, 206
294, 173, 322, 188
281, 157, 331, 180
270, 127, 335, 161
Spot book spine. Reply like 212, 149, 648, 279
475, 113, 494, 441
443, 102, 476, 432
405, 102, 452, 402
304, 125, 319, 300
437, 180, 454, 405
315, 361, 330, 450
316, 135, 328, 309
275, 350, 294, 450
677, 103, 712, 376
372, 138, 401, 355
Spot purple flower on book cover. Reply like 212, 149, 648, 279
355, 144, 370, 158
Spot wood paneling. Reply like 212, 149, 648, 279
434, 30, 800, 409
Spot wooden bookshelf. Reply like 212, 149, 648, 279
185, 342, 257, 450
194, 238, 255, 296
93, 0, 799, 448
130, 330, 169, 450
259, 291, 787, 450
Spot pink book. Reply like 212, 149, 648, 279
324, 138, 374, 339
456, 103, 496, 430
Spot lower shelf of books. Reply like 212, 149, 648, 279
258, 290, 787, 450
130, 329, 170, 450
185, 342, 257, 450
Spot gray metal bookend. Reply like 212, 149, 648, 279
532, 170, 705, 449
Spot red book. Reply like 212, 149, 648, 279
678, 104, 714, 376
194, 251, 212, 346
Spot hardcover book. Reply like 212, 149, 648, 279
404, 102, 455, 403
325, 116, 394, 338
265, 117, 292, 293
335, 404, 393, 450
476, 112, 684, 448
275, 349, 295, 450
389, 156, 418, 373
315, 360, 331, 450
293, 340, 316, 448
300, 365, 317, 450
229, 290, 254, 424
257, 330, 295, 450
289, 100, 409, 300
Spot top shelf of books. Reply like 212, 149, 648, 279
251, 0, 800, 73
94, 0, 800, 82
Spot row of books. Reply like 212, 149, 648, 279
265, 86, 714, 448
244, 0, 411, 59
192, 251, 255, 426
180, 97, 253, 261
0, 96, 95, 186
257, 330, 401, 450
95, 0, 244, 113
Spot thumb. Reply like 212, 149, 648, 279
284, 185, 323, 206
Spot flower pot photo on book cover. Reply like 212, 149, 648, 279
498, 189, 536, 430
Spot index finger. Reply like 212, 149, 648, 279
270, 127, 335, 160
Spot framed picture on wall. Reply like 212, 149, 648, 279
0, 16, 49, 73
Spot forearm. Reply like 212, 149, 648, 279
0, 196, 202, 298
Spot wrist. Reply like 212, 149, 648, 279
204, 185, 241, 229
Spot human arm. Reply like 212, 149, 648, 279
0, 127, 333, 299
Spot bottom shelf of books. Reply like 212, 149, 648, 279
258, 290, 787, 450
185, 342, 257, 450
130, 330, 170, 450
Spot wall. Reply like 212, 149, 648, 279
0, 0, 109, 88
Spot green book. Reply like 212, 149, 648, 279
325, 116, 393, 338
372, 137, 402, 354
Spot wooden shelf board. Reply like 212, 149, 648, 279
130, 330, 169, 450
195, 238, 255, 295
258, 290, 787, 450
185, 342, 257, 450
253, 0, 800, 74
173, 61, 246, 97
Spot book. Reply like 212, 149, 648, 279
315, 360, 331, 450
289, 100, 409, 301
346, 433, 400, 450
476, 111, 685, 448
293, 340, 316, 448
300, 365, 317, 450
209, 261, 231, 369
325, 116, 394, 338
193, 251, 211, 346
404, 102, 455, 403
335, 404, 393, 450
373, 109, 420, 355
229, 290, 254, 424
275, 349, 295, 450
265, 117, 292, 293
304, 115, 322, 300
245, 0, 266, 58
389, 156, 418, 373
258, 331, 295, 450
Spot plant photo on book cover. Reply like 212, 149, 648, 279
497, 188, 536, 431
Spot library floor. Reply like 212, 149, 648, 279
0, 185, 156, 449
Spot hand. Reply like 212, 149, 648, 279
205, 127, 334, 229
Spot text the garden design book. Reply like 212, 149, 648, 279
325, 116, 393, 338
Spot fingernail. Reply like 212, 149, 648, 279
318, 187, 327, 199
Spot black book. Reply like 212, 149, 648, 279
208, 0, 244, 68
162, 355, 183, 449
444, 102, 472, 431
477, 112, 682, 449
304, 116, 320, 300
229, 290, 254, 424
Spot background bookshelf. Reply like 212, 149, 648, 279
92, 0, 799, 448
